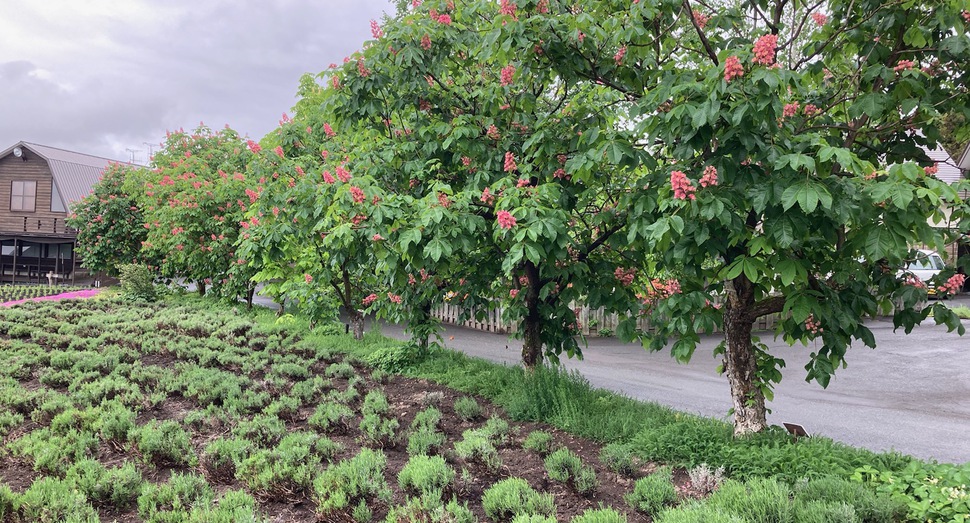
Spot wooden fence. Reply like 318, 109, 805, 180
432, 301, 787, 337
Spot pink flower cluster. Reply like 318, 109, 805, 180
803, 104, 820, 117
753, 34, 778, 65
324, 123, 336, 138
699, 166, 718, 187
323, 170, 336, 184
304, 273, 313, 283
924, 164, 939, 176
486, 125, 501, 140
805, 314, 823, 335
504, 152, 518, 172
614, 267, 636, 286
963, 10, 970, 22
670, 170, 696, 200
692, 10, 709, 29
500, 0, 517, 17
362, 293, 378, 306
481, 187, 495, 204
639, 278, 682, 307
509, 289, 520, 298
724, 56, 744, 82
500, 65, 516, 86
246, 140, 262, 154
497, 210, 516, 229
438, 192, 452, 208
940, 274, 966, 295
387, 292, 403, 304
421, 35, 432, 50
783, 102, 800, 118
893, 60, 915, 72
614, 46, 627, 65
372, 234, 384, 241
350, 186, 365, 203
811, 12, 828, 26
336, 166, 352, 182
903, 274, 927, 289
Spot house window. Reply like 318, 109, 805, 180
11, 181, 36, 212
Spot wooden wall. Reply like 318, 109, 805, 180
0, 154, 71, 236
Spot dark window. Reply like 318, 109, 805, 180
11, 181, 36, 212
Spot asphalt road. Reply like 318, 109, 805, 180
246, 290, 970, 464
371, 312, 970, 465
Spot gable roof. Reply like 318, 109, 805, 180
924, 145, 964, 184
959, 142, 970, 172
0, 142, 118, 210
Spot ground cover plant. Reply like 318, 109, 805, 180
0, 296, 661, 521
0, 286, 89, 305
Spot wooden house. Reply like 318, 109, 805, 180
0, 142, 113, 284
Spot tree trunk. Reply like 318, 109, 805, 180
414, 302, 432, 352
245, 287, 255, 310
521, 261, 543, 370
350, 310, 364, 340
197, 281, 206, 297
722, 278, 768, 435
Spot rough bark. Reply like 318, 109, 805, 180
350, 310, 365, 340
245, 287, 255, 310
521, 261, 543, 370
722, 276, 768, 435
197, 281, 206, 297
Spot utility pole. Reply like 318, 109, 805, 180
125, 148, 140, 164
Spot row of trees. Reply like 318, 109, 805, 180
70, 0, 970, 434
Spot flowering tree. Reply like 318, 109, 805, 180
137, 125, 256, 298
67, 163, 148, 276
534, 0, 970, 433
316, 0, 652, 367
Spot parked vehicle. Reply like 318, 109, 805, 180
899, 249, 947, 296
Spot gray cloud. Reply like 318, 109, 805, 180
0, 1, 392, 162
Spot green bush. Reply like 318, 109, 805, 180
359, 411, 400, 447
454, 429, 502, 473
18, 477, 99, 523
309, 401, 355, 433
522, 430, 554, 456
795, 475, 904, 523
705, 478, 792, 523
202, 437, 252, 481
512, 515, 557, 523
545, 447, 598, 494
233, 413, 286, 446
600, 442, 639, 476
119, 263, 157, 302
314, 448, 391, 515
481, 477, 556, 521
137, 472, 214, 523
411, 407, 443, 432
325, 362, 356, 379
454, 396, 483, 421
92, 400, 137, 441
366, 343, 424, 372
398, 455, 456, 497
8, 427, 99, 474
133, 419, 195, 466
362, 389, 390, 415
655, 501, 747, 523
626, 467, 677, 515
0, 484, 15, 521
237, 431, 320, 497
481, 415, 512, 443
184, 489, 261, 523
65, 459, 143, 507
386, 497, 477, 523
792, 500, 860, 523
572, 507, 629, 522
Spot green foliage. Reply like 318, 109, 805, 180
654, 502, 747, 523
407, 407, 446, 456
8, 427, 99, 474
366, 343, 424, 372
236, 431, 321, 498
65, 459, 143, 507
794, 475, 904, 523
233, 413, 287, 446
67, 162, 148, 276
18, 477, 99, 523
118, 263, 158, 302
454, 429, 502, 473
544, 447, 598, 495
132, 419, 195, 466
325, 362, 356, 379
571, 508, 629, 523
853, 461, 968, 522
481, 478, 556, 522
625, 467, 677, 515
600, 443, 639, 476
202, 437, 252, 480
453, 396, 483, 421
704, 478, 793, 523
313, 448, 391, 515
398, 455, 455, 497
308, 401, 355, 433
522, 430, 554, 456
137, 472, 214, 523
184, 490, 261, 523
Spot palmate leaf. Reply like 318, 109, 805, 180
781, 180, 832, 213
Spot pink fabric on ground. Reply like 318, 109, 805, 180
0, 288, 101, 307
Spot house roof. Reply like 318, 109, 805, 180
0, 142, 119, 210
959, 142, 970, 172
924, 145, 964, 184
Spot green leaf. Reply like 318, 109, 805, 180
777, 260, 798, 286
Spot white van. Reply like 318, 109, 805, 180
901, 249, 947, 295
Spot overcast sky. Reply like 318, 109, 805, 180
0, 0, 392, 163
